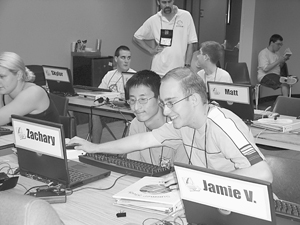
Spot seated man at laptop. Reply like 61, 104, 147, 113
126, 70, 188, 167
92, 45, 135, 143
0, 52, 60, 125
68, 67, 273, 184
196, 41, 232, 89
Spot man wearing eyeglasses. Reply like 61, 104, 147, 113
125, 70, 187, 167
69, 67, 272, 184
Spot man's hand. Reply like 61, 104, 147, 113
67, 136, 100, 154
150, 45, 165, 55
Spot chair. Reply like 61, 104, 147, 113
255, 63, 298, 109
272, 96, 300, 117
0, 192, 63, 225
26, 65, 46, 86
225, 62, 251, 84
265, 155, 300, 204
49, 93, 77, 138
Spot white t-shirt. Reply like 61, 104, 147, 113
257, 48, 280, 82
98, 68, 136, 94
197, 68, 232, 90
134, 7, 198, 76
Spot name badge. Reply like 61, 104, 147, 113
159, 29, 173, 47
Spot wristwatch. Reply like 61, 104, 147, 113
184, 64, 191, 67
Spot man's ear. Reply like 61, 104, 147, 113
190, 93, 202, 106
114, 56, 118, 64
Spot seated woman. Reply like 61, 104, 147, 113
0, 52, 60, 125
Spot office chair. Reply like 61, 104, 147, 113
0, 192, 63, 225
225, 62, 251, 84
49, 93, 77, 138
26, 65, 46, 86
265, 155, 300, 204
255, 63, 298, 109
272, 96, 300, 117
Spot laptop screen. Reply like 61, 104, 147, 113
207, 81, 254, 121
43, 65, 71, 83
174, 162, 276, 225
12, 115, 69, 185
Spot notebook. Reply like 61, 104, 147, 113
174, 162, 276, 225
43, 65, 77, 96
207, 81, 254, 122
11, 115, 111, 189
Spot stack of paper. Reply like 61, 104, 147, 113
113, 176, 183, 215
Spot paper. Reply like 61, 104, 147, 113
284, 48, 292, 57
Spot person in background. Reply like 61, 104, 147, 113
257, 34, 292, 97
68, 67, 273, 185
126, 70, 187, 167
133, 0, 198, 76
0, 52, 60, 125
92, 45, 135, 143
196, 41, 232, 89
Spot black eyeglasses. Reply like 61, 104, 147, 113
159, 94, 193, 109
126, 96, 155, 105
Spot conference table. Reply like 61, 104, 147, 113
2, 150, 300, 225
250, 114, 300, 152
1, 152, 170, 225
67, 95, 134, 121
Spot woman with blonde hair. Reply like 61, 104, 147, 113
0, 52, 60, 125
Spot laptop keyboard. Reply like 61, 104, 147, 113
52, 91, 78, 97
68, 168, 93, 183
0, 127, 13, 136
274, 199, 300, 222
73, 85, 111, 92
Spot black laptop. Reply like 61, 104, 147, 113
174, 162, 276, 225
43, 65, 77, 96
207, 81, 254, 122
11, 115, 111, 189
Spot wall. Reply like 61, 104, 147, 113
240, 0, 300, 97
0, 0, 156, 72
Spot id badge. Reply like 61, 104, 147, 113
159, 29, 173, 47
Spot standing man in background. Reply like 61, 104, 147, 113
133, 0, 198, 76
92, 45, 135, 143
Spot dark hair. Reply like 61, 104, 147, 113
125, 70, 161, 99
162, 67, 207, 104
114, 45, 130, 57
200, 41, 223, 64
269, 34, 283, 45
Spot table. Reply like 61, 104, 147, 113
68, 96, 134, 121
250, 115, 300, 151
1, 153, 166, 225
0, 133, 14, 151
68, 95, 135, 139
2, 151, 300, 225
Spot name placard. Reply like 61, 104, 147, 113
208, 82, 250, 104
43, 67, 70, 82
12, 119, 64, 159
175, 166, 272, 222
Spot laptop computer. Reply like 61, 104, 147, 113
11, 115, 111, 189
207, 81, 254, 122
174, 162, 276, 225
43, 65, 77, 96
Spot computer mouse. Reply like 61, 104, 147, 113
65, 143, 81, 149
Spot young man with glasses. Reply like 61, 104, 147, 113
125, 70, 187, 167
257, 34, 295, 97
69, 67, 272, 184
